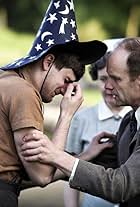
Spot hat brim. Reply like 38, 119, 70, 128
1, 40, 107, 70
49, 40, 107, 65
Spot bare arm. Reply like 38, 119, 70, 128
20, 131, 114, 185
21, 131, 140, 203
15, 83, 83, 187
14, 128, 53, 187
51, 83, 83, 150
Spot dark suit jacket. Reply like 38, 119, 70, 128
70, 111, 140, 206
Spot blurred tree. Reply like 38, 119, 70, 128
0, 0, 50, 33
126, 4, 140, 36
0, 0, 140, 38
75, 0, 140, 38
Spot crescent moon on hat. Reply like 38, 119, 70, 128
41, 31, 53, 41
59, 5, 69, 15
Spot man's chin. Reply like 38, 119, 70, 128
107, 97, 122, 107
105, 97, 116, 105
114, 99, 125, 107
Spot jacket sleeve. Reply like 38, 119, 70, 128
69, 146, 140, 203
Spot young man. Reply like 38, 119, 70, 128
21, 37, 140, 207
0, 0, 107, 206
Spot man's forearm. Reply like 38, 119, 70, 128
51, 149, 96, 183
51, 113, 72, 150
44, 113, 72, 182
49, 145, 101, 179
52, 151, 76, 177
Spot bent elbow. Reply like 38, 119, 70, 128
35, 175, 53, 188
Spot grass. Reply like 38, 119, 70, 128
0, 27, 34, 66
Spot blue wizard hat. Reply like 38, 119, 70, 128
1, 0, 107, 70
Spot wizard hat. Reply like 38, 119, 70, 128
1, 0, 107, 70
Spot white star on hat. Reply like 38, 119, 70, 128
35, 44, 42, 51
54, 1, 60, 9
47, 13, 58, 24
70, 19, 76, 28
71, 33, 76, 40
46, 39, 55, 47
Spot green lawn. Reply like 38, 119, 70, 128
0, 27, 34, 66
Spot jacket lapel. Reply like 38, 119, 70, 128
129, 128, 140, 154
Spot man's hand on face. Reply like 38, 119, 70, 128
60, 83, 83, 118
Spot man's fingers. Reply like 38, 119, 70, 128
100, 141, 114, 150
64, 83, 75, 97
21, 148, 41, 157
65, 83, 83, 98
73, 84, 83, 98
22, 132, 45, 142
21, 141, 41, 150
95, 131, 116, 143
23, 155, 41, 162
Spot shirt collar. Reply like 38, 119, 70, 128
98, 100, 132, 121
135, 107, 140, 129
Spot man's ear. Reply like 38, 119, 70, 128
42, 54, 55, 71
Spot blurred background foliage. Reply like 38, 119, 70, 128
0, 0, 140, 65
0, 0, 140, 39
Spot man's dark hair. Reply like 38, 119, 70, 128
46, 47, 85, 81
53, 52, 85, 81
89, 52, 111, 81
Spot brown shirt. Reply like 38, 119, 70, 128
0, 70, 43, 182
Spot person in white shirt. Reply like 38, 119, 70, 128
64, 52, 131, 207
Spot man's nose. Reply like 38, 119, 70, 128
105, 79, 114, 90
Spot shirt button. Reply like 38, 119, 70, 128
114, 115, 121, 120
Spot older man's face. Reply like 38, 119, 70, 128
105, 47, 140, 108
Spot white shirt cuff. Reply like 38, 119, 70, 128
69, 158, 79, 182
